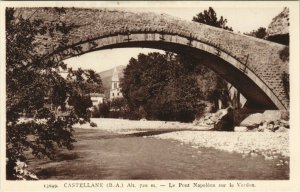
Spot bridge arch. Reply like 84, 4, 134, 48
23, 8, 289, 110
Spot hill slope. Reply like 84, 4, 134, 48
99, 65, 125, 98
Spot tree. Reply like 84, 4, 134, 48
6, 8, 102, 179
67, 68, 103, 95
120, 52, 205, 122
110, 97, 128, 112
244, 27, 267, 39
91, 102, 110, 118
193, 7, 233, 31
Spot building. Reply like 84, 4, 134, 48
90, 93, 105, 106
109, 67, 123, 100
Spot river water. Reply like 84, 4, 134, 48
29, 128, 289, 180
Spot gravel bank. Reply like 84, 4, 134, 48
74, 118, 289, 161
74, 118, 211, 132
151, 131, 289, 160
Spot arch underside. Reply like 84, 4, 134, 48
53, 33, 286, 110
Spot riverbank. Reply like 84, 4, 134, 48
151, 131, 289, 161
74, 118, 212, 133
74, 118, 289, 161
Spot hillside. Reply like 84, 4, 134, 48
99, 65, 125, 98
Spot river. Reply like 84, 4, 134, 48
28, 128, 289, 180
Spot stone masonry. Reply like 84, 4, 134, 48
15, 8, 289, 110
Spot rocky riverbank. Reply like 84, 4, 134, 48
74, 118, 289, 163
151, 131, 289, 162
74, 118, 212, 133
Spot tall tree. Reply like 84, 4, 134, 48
120, 52, 205, 122
193, 7, 233, 31
6, 8, 102, 179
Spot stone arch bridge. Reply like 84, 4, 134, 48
18, 8, 289, 110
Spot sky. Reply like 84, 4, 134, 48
64, 6, 284, 73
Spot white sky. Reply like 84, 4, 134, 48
64, 7, 284, 72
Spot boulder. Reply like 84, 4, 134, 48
280, 119, 289, 128
234, 126, 248, 132
240, 113, 263, 127
266, 123, 275, 132
193, 113, 215, 126
262, 110, 282, 122
249, 128, 258, 132
213, 107, 234, 131
276, 126, 289, 132
280, 110, 289, 120
264, 128, 273, 132
258, 125, 266, 132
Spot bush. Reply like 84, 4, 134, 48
90, 122, 97, 127
91, 102, 110, 118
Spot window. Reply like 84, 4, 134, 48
114, 82, 118, 89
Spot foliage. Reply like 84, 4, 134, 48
244, 27, 267, 39
282, 72, 289, 100
110, 97, 128, 112
67, 68, 103, 95
6, 8, 102, 179
91, 102, 110, 118
120, 52, 207, 122
89, 122, 98, 127
279, 47, 289, 62
192, 7, 233, 31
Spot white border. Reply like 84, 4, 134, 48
0, 1, 299, 192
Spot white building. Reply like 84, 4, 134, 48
90, 93, 105, 106
110, 67, 123, 100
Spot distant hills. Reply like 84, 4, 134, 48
99, 65, 126, 98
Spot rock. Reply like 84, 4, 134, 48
204, 114, 211, 120
234, 126, 248, 132
240, 113, 263, 127
264, 128, 273, 132
194, 113, 216, 126
213, 107, 234, 131
258, 124, 266, 132
263, 121, 268, 127
249, 128, 258, 132
267, 123, 275, 132
273, 123, 280, 131
280, 110, 289, 120
263, 110, 282, 122
208, 119, 216, 125
280, 119, 289, 128
276, 126, 289, 132
210, 114, 218, 123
